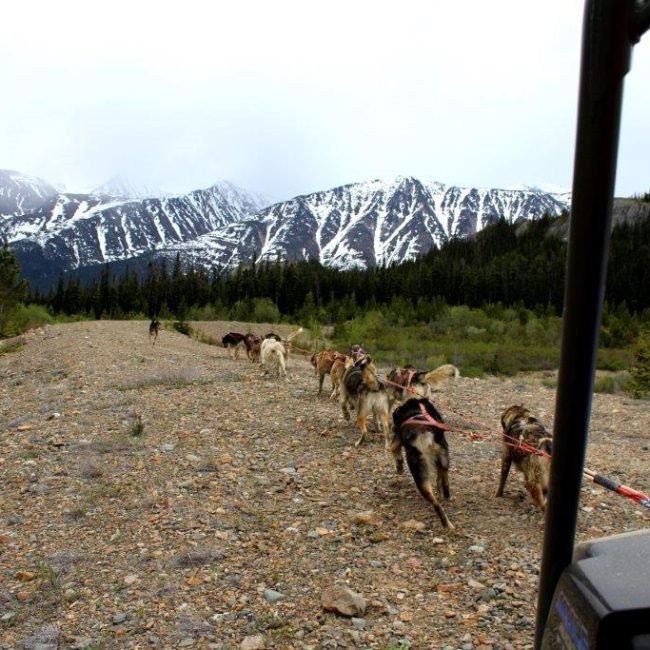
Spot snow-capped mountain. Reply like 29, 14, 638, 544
1, 171, 271, 286
161, 176, 571, 271
2, 170, 572, 287
90, 176, 165, 200
0, 170, 58, 218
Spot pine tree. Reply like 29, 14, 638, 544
0, 242, 28, 335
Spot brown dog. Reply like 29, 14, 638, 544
339, 355, 391, 448
310, 349, 338, 394
391, 398, 454, 529
496, 405, 553, 511
243, 333, 262, 362
328, 353, 350, 400
386, 364, 459, 406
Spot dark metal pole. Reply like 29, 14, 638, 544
633, 1, 650, 41
533, 1, 635, 647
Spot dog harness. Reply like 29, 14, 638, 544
401, 402, 451, 431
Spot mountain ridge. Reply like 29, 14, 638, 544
3, 170, 574, 289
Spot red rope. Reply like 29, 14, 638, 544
401, 402, 451, 431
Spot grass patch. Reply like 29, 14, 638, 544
540, 370, 630, 394
128, 413, 145, 437
115, 370, 213, 391
191, 328, 221, 346
78, 460, 104, 480
593, 371, 631, 394
172, 549, 225, 568
0, 337, 25, 355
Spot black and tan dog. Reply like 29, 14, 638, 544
391, 398, 454, 529
222, 331, 246, 359
496, 405, 553, 511
339, 355, 391, 449
149, 318, 161, 346
386, 363, 459, 406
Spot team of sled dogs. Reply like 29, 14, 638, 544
220, 329, 553, 530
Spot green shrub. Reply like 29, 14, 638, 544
593, 372, 630, 394
172, 320, 193, 336
487, 346, 519, 376
252, 298, 281, 323
628, 330, 650, 398
1, 303, 53, 336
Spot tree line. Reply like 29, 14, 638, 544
12, 212, 650, 326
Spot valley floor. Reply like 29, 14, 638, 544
1, 321, 648, 649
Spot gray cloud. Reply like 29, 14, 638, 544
1, 1, 648, 200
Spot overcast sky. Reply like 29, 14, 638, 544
1, 1, 649, 201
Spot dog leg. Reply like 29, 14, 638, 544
496, 454, 512, 497
318, 373, 325, 394
340, 391, 351, 420
524, 477, 546, 511
417, 480, 454, 529
379, 411, 392, 452
354, 411, 369, 448
436, 462, 451, 500
390, 435, 404, 474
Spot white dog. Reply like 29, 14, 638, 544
260, 338, 287, 379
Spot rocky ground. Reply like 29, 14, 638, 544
1, 320, 648, 650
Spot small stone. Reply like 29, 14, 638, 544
352, 511, 379, 526
15, 570, 37, 582
479, 588, 499, 602
112, 613, 127, 625
240, 634, 265, 650
321, 585, 367, 617
263, 589, 284, 604
468, 545, 486, 554
64, 588, 78, 603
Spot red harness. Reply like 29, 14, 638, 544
401, 402, 451, 431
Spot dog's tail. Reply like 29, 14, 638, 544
286, 327, 303, 342
423, 364, 460, 387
